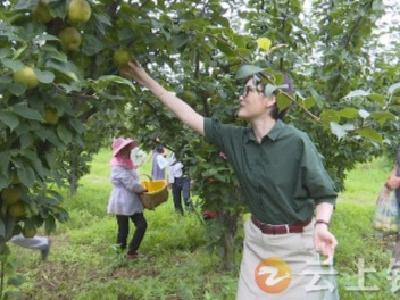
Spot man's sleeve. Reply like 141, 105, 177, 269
203, 117, 235, 152
300, 134, 337, 206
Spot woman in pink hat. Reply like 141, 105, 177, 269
107, 138, 148, 258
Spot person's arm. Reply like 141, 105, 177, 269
112, 167, 147, 193
167, 165, 175, 184
314, 202, 337, 264
121, 61, 204, 135
300, 134, 338, 264
157, 155, 169, 170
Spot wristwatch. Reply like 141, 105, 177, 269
315, 219, 330, 227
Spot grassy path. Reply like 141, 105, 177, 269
9, 150, 398, 299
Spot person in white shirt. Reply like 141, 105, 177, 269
168, 153, 192, 215
151, 145, 169, 180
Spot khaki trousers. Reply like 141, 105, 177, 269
236, 219, 339, 300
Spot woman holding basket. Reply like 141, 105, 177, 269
107, 137, 148, 258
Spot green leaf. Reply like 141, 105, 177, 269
235, 65, 265, 79
172, 33, 189, 50
388, 82, 400, 95
0, 110, 19, 130
46, 61, 79, 81
13, 105, 43, 121
31, 156, 45, 178
0, 75, 12, 84
34, 68, 55, 84
215, 40, 235, 56
41, 45, 67, 62
320, 109, 340, 124
343, 90, 369, 99
42, 130, 61, 146
53, 206, 69, 223
303, 97, 316, 109
95, 75, 135, 90
0, 48, 10, 59
7, 83, 26, 95
14, 42, 28, 59
0, 23, 22, 42
57, 125, 73, 143
330, 122, 355, 140
371, 111, 394, 126
45, 149, 58, 169
15, 0, 37, 10
82, 34, 105, 56
58, 82, 82, 93
338, 107, 358, 119
19, 133, 33, 149
309, 88, 324, 109
276, 93, 291, 111
367, 93, 385, 103
0, 151, 10, 176
49, 0, 67, 18
17, 165, 35, 187
357, 128, 383, 143
213, 16, 229, 27
1, 58, 24, 72
93, 13, 111, 26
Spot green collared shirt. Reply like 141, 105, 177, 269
204, 118, 337, 224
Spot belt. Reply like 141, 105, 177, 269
251, 215, 311, 235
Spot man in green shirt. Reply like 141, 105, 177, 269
122, 61, 339, 299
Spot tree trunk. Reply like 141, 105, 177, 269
68, 148, 80, 196
222, 212, 240, 271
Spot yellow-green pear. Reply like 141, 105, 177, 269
14, 66, 39, 89
58, 27, 82, 51
68, 0, 91, 24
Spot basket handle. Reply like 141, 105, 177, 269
139, 174, 152, 181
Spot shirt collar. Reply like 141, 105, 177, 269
246, 119, 285, 143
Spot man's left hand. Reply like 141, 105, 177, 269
314, 224, 338, 265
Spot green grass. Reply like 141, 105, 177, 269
7, 151, 399, 299
337, 156, 393, 204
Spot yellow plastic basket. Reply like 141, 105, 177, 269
140, 178, 168, 210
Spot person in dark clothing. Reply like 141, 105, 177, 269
121, 61, 338, 299
168, 153, 193, 215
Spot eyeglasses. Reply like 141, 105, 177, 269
242, 85, 258, 98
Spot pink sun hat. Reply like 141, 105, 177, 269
112, 137, 138, 157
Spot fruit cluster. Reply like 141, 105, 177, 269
13, 0, 92, 89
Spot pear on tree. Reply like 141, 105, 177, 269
68, 0, 92, 25
59, 27, 82, 51
13, 66, 39, 89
